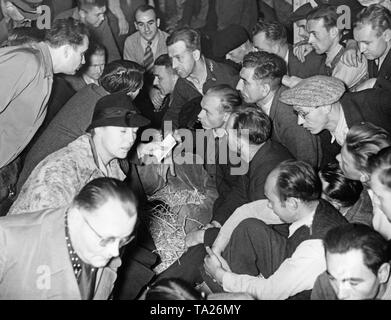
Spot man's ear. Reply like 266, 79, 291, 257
377, 262, 390, 284
192, 49, 201, 61
330, 26, 339, 39
262, 82, 271, 96
382, 29, 391, 42
63, 44, 71, 59
360, 172, 370, 184
156, 18, 160, 28
286, 197, 299, 210
79, 8, 86, 20
134, 21, 139, 31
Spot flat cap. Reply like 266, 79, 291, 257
279, 75, 346, 107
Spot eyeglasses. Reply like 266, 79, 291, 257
81, 214, 135, 248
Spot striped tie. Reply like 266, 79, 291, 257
143, 41, 154, 73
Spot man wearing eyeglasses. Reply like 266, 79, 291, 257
0, 177, 138, 300
279, 74, 391, 169
123, 5, 168, 70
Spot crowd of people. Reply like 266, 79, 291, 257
1, 0, 391, 300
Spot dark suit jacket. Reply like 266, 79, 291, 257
271, 86, 322, 168
369, 48, 391, 91
212, 139, 293, 225
0, 206, 120, 299
164, 58, 239, 129
319, 88, 391, 169
288, 46, 325, 79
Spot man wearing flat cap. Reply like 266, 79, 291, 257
279, 75, 391, 168
0, 0, 42, 44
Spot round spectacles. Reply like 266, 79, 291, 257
81, 214, 135, 248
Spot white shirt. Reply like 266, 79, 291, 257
257, 94, 274, 116
215, 199, 326, 300
330, 106, 349, 146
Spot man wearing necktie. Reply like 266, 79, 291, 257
353, 4, 391, 90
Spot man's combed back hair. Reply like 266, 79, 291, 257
73, 177, 137, 218
345, 122, 391, 174
307, 5, 338, 30
356, 4, 391, 36
145, 278, 204, 300
77, 0, 107, 10
154, 53, 173, 69
166, 27, 201, 52
369, 146, 391, 190
320, 162, 363, 209
242, 51, 287, 91
229, 107, 271, 145
45, 18, 89, 49
134, 4, 156, 21
274, 160, 322, 203
324, 223, 391, 274
99, 60, 144, 94
252, 20, 287, 45
206, 84, 243, 113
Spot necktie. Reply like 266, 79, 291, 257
143, 41, 154, 73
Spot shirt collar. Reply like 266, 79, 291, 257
326, 43, 343, 67
36, 42, 54, 78
288, 209, 316, 238
330, 107, 348, 146
284, 49, 289, 65
212, 127, 227, 138
257, 92, 275, 116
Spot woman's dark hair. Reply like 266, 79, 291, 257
99, 60, 145, 94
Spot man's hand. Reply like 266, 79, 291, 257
150, 87, 165, 110
185, 229, 205, 248
341, 39, 361, 68
293, 43, 313, 63
282, 75, 302, 88
204, 246, 227, 285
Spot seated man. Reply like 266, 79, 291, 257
134, 54, 179, 129
16, 60, 145, 193
55, 0, 121, 62
187, 107, 293, 248
353, 4, 391, 91
211, 24, 253, 69
306, 5, 368, 90
279, 75, 391, 168
123, 5, 168, 73
252, 19, 324, 79
312, 223, 391, 300
204, 160, 348, 300
368, 146, 391, 239
164, 27, 239, 129
236, 51, 321, 168
64, 41, 106, 91
336, 122, 391, 226
0, 177, 138, 300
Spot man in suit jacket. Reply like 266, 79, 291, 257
237, 51, 321, 168
0, 177, 137, 300
123, 5, 168, 69
252, 20, 324, 79
279, 75, 391, 168
55, 0, 121, 62
354, 4, 391, 91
